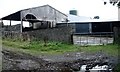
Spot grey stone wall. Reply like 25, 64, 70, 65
2, 31, 20, 39
26, 26, 74, 43
3, 24, 21, 32
2, 25, 74, 43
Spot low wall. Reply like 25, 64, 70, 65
27, 26, 73, 43
3, 24, 21, 32
2, 26, 74, 43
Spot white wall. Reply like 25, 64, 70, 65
21, 5, 67, 23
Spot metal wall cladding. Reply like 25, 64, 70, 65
75, 23, 90, 33
21, 5, 67, 23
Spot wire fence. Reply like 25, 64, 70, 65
73, 32, 113, 45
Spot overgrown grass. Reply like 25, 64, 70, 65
2, 39, 119, 56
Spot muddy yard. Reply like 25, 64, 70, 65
1, 46, 118, 72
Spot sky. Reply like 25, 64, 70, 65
0, 0, 118, 26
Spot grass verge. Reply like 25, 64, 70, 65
2, 39, 119, 56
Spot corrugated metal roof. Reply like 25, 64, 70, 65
68, 14, 118, 23
0, 5, 67, 21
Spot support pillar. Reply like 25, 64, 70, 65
89, 23, 92, 33
10, 20, 11, 26
20, 21, 23, 33
9, 20, 11, 32
20, 19, 23, 33
20, 12, 23, 33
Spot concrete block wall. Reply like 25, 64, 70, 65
26, 26, 74, 43
2, 25, 74, 44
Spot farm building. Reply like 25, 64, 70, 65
57, 14, 120, 45
1, 5, 68, 32
1, 4, 120, 45
0, 5, 74, 43
70, 21, 120, 34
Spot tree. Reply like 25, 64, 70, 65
93, 16, 100, 19
103, 0, 120, 44
104, 0, 120, 6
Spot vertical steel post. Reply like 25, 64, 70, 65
10, 20, 11, 26
20, 12, 23, 33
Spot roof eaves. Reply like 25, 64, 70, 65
0, 11, 21, 20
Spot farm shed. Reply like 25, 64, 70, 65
1, 5, 68, 32
56, 21, 120, 45
57, 21, 120, 34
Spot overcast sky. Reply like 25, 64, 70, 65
0, 0, 118, 21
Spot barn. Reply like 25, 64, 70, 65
1, 4, 120, 44
1, 5, 68, 32
1, 5, 74, 43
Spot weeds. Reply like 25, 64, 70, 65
2, 39, 119, 56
